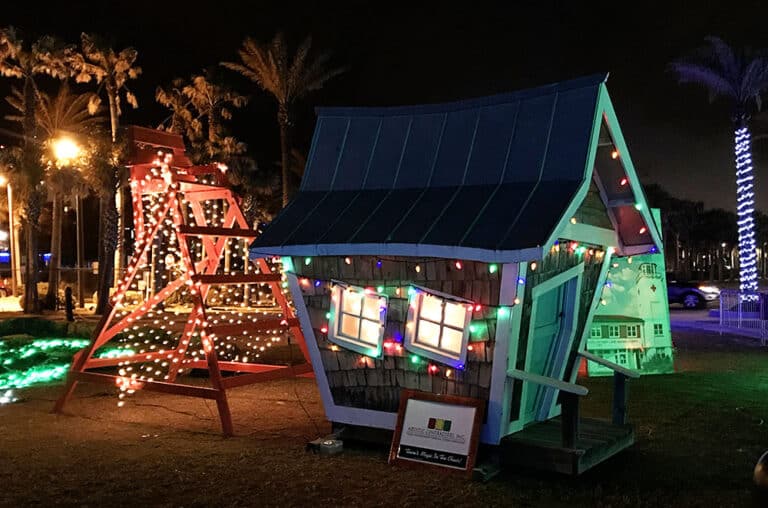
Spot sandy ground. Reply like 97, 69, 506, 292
2, 328, 768, 507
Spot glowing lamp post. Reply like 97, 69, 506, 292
52, 137, 81, 165
51, 136, 84, 307
0, 174, 18, 296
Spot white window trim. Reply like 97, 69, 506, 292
328, 282, 388, 357
653, 323, 664, 337
627, 325, 639, 338
608, 325, 620, 338
404, 286, 473, 367
590, 326, 602, 338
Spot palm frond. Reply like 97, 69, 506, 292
669, 61, 737, 100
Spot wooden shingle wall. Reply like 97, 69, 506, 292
291, 255, 502, 414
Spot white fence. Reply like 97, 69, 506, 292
719, 289, 768, 345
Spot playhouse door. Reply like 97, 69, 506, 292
521, 272, 581, 426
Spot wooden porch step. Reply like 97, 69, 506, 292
500, 417, 634, 476
191, 273, 282, 285
177, 225, 257, 238
204, 318, 300, 337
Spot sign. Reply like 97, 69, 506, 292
389, 390, 483, 475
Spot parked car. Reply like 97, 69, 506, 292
667, 278, 720, 309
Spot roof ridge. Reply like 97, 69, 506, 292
316, 73, 608, 118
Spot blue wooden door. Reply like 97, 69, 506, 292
520, 273, 581, 426
521, 284, 564, 423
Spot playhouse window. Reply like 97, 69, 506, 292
627, 325, 639, 338
404, 288, 472, 366
329, 283, 387, 356
608, 325, 620, 338
653, 323, 663, 336
590, 326, 602, 338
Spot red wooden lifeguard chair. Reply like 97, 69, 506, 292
53, 126, 311, 435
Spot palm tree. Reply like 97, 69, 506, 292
0, 27, 74, 312
70, 33, 141, 314
221, 33, 344, 206
670, 36, 768, 292
8, 82, 104, 308
73, 33, 141, 143
156, 73, 247, 163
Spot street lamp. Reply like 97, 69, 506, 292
0, 174, 18, 296
52, 137, 80, 165
51, 136, 84, 308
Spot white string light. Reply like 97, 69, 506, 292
734, 127, 758, 293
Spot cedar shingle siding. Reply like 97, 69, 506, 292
292, 256, 500, 413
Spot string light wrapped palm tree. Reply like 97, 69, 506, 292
221, 33, 344, 206
671, 36, 768, 292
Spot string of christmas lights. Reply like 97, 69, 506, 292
97, 154, 300, 407
734, 126, 758, 293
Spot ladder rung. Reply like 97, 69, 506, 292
191, 273, 282, 285
177, 225, 257, 238
205, 318, 300, 337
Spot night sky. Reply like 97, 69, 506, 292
3, 1, 768, 212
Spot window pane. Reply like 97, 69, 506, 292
420, 294, 443, 322
441, 327, 463, 354
342, 291, 363, 315
362, 295, 384, 321
340, 315, 360, 339
443, 301, 467, 328
360, 319, 381, 345
417, 319, 441, 347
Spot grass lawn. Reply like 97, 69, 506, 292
0, 328, 767, 507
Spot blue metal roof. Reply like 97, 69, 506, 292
252, 74, 608, 261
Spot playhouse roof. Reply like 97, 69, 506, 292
252, 74, 659, 262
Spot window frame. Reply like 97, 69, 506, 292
590, 326, 602, 338
328, 282, 388, 357
404, 286, 473, 367
653, 323, 663, 337
608, 324, 620, 338
626, 324, 639, 338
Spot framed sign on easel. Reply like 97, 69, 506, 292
388, 390, 484, 476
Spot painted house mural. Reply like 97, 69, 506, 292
252, 74, 664, 474
586, 210, 675, 376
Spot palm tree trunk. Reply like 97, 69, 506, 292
734, 124, 758, 292
23, 191, 42, 313
21, 77, 41, 313
278, 107, 290, 207
107, 85, 119, 143
44, 195, 61, 309
106, 85, 128, 294
95, 191, 118, 314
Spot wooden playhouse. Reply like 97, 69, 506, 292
251, 74, 662, 474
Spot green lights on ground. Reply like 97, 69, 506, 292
304, 257, 312, 265
96, 348, 136, 359
634, 203, 643, 211
377, 286, 385, 293
0, 364, 70, 391
410, 355, 421, 364
489, 264, 498, 274
497, 307, 510, 319
0, 338, 104, 395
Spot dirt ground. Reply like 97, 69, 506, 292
2, 328, 768, 507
